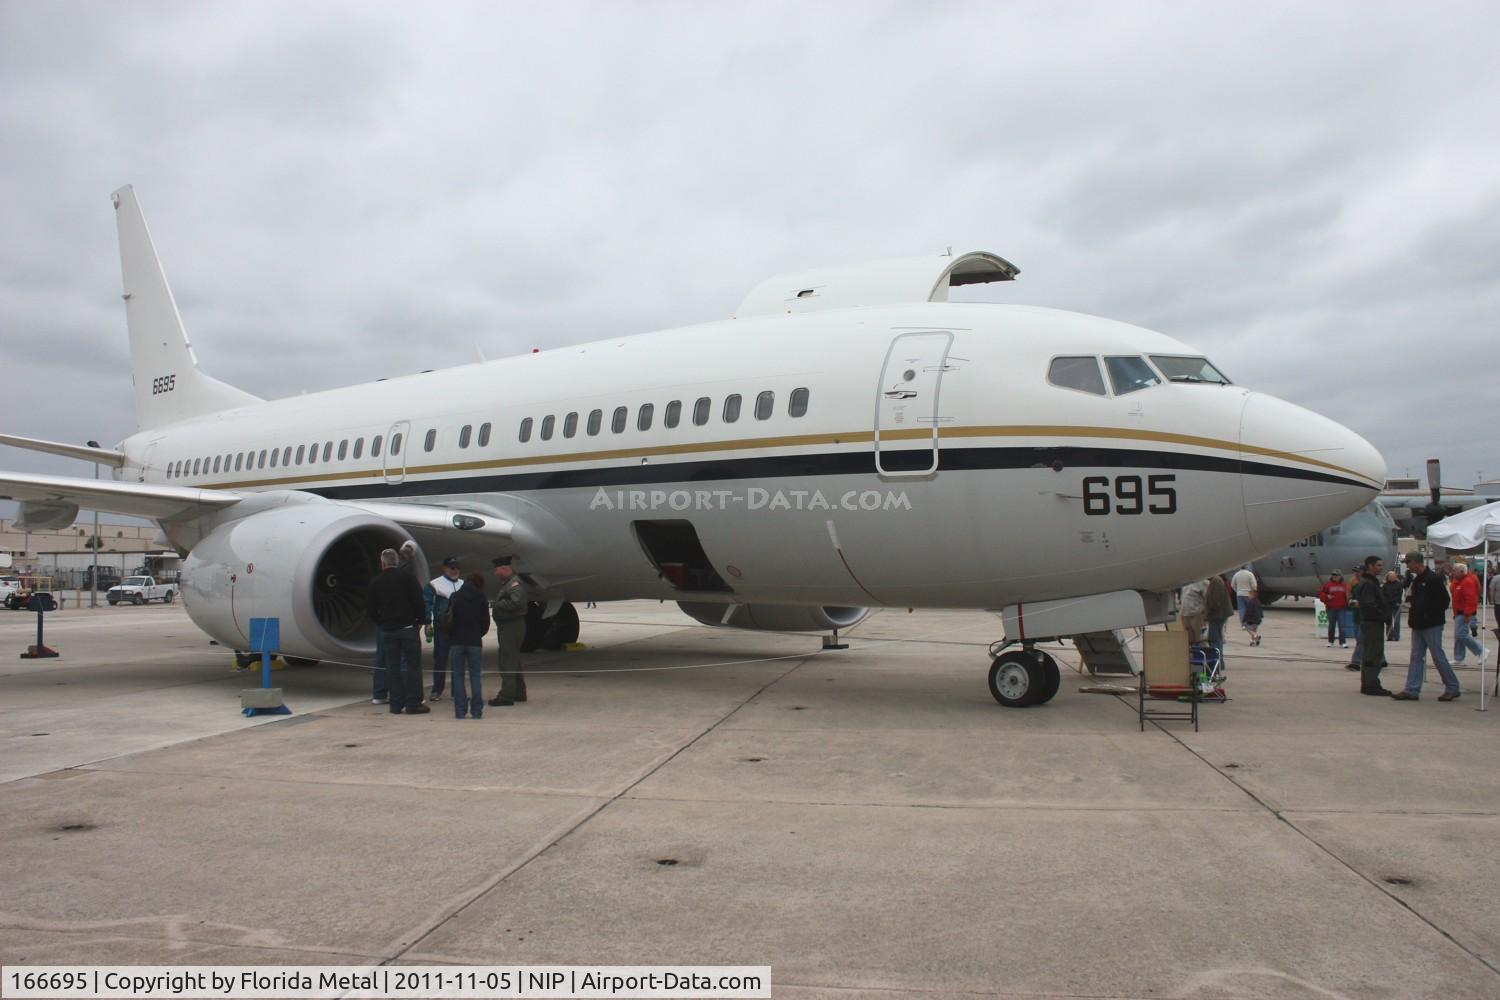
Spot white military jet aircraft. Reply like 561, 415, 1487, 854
0, 187, 1385, 706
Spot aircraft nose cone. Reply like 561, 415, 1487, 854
1239, 393, 1386, 551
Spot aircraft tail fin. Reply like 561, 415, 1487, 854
111, 185, 261, 431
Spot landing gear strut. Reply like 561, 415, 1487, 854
988, 645, 1061, 708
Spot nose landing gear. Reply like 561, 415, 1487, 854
988, 644, 1061, 707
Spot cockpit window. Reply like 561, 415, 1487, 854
1103, 356, 1162, 395
1047, 356, 1107, 396
1149, 355, 1231, 385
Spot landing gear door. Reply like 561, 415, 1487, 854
383, 421, 410, 485
875, 331, 953, 476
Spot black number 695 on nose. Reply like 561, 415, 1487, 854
1082, 474, 1177, 515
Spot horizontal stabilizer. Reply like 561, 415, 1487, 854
0, 470, 241, 522
0, 433, 127, 468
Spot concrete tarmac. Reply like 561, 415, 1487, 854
2, 600, 1499, 998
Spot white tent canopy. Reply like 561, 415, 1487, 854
1425, 499, 1500, 710
1426, 499, 1500, 550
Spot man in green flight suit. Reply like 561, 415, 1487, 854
488, 554, 529, 706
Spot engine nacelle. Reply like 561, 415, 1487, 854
181, 504, 422, 659
677, 602, 868, 632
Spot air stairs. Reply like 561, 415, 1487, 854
1073, 630, 1139, 676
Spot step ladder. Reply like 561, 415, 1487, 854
1073, 629, 1139, 676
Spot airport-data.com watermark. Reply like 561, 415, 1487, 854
589, 487, 912, 513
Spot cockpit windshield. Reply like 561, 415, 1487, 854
1103, 356, 1161, 395
1149, 355, 1231, 385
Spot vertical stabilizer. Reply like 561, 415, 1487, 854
112, 185, 261, 430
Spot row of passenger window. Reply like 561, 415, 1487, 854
163, 386, 814, 480
518, 387, 810, 443
164, 427, 427, 479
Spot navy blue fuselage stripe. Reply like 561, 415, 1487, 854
306, 446, 1369, 502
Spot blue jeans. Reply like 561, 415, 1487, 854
1327, 609, 1348, 644
449, 644, 484, 718
1207, 618, 1226, 666
1406, 625, 1460, 695
372, 641, 387, 700
379, 627, 423, 711
431, 632, 451, 696
1453, 614, 1485, 663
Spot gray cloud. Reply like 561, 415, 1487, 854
1, 0, 1497, 499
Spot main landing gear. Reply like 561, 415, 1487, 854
987, 643, 1061, 708
521, 601, 581, 652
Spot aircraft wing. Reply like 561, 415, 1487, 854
0, 470, 243, 526
0, 470, 514, 544
0, 433, 127, 468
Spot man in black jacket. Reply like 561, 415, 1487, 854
1392, 552, 1460, 701
366, 547, 430, 715
1352, 555, 1391, 696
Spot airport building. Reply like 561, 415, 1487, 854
0, 517, 178, 586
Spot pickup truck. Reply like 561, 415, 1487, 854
0, 576, 20, 607
107, 576, 178, 606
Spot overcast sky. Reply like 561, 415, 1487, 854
2, 1, 1496, 507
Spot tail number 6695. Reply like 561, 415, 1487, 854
151, 375, 176, 395
1082, 474, 1177, 515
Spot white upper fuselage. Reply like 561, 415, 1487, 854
114, 301, 1386, 610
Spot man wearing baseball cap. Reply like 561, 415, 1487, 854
488, 555, 529, 706
1392, 552, 1461, 701
423, 556, 465, 701
1318, 570, 1351, 649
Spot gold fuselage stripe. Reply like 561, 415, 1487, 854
201, 425, 1375, 492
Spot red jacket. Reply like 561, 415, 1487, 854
1318, 580, 1350, 610
1451, 573, 1480, 616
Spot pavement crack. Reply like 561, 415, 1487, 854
1145, 714, 1500, 982
384, 651, 818, 962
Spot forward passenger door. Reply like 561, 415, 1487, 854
874, 331, 953, 476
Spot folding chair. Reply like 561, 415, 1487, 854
1139, 629, 1200, 731
1190, 643, 1227, 703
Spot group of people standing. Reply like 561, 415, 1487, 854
1312, 552, 1488, 700
364, 541, 532, 718
1178, 572, 1236, 665
1177, 553, 1492, 704
1383, 554, 1488, 701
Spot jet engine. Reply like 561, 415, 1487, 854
677, 602, 868, 632
180, 504, 422, 660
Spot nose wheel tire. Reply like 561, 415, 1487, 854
989, 649, 1061, 707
